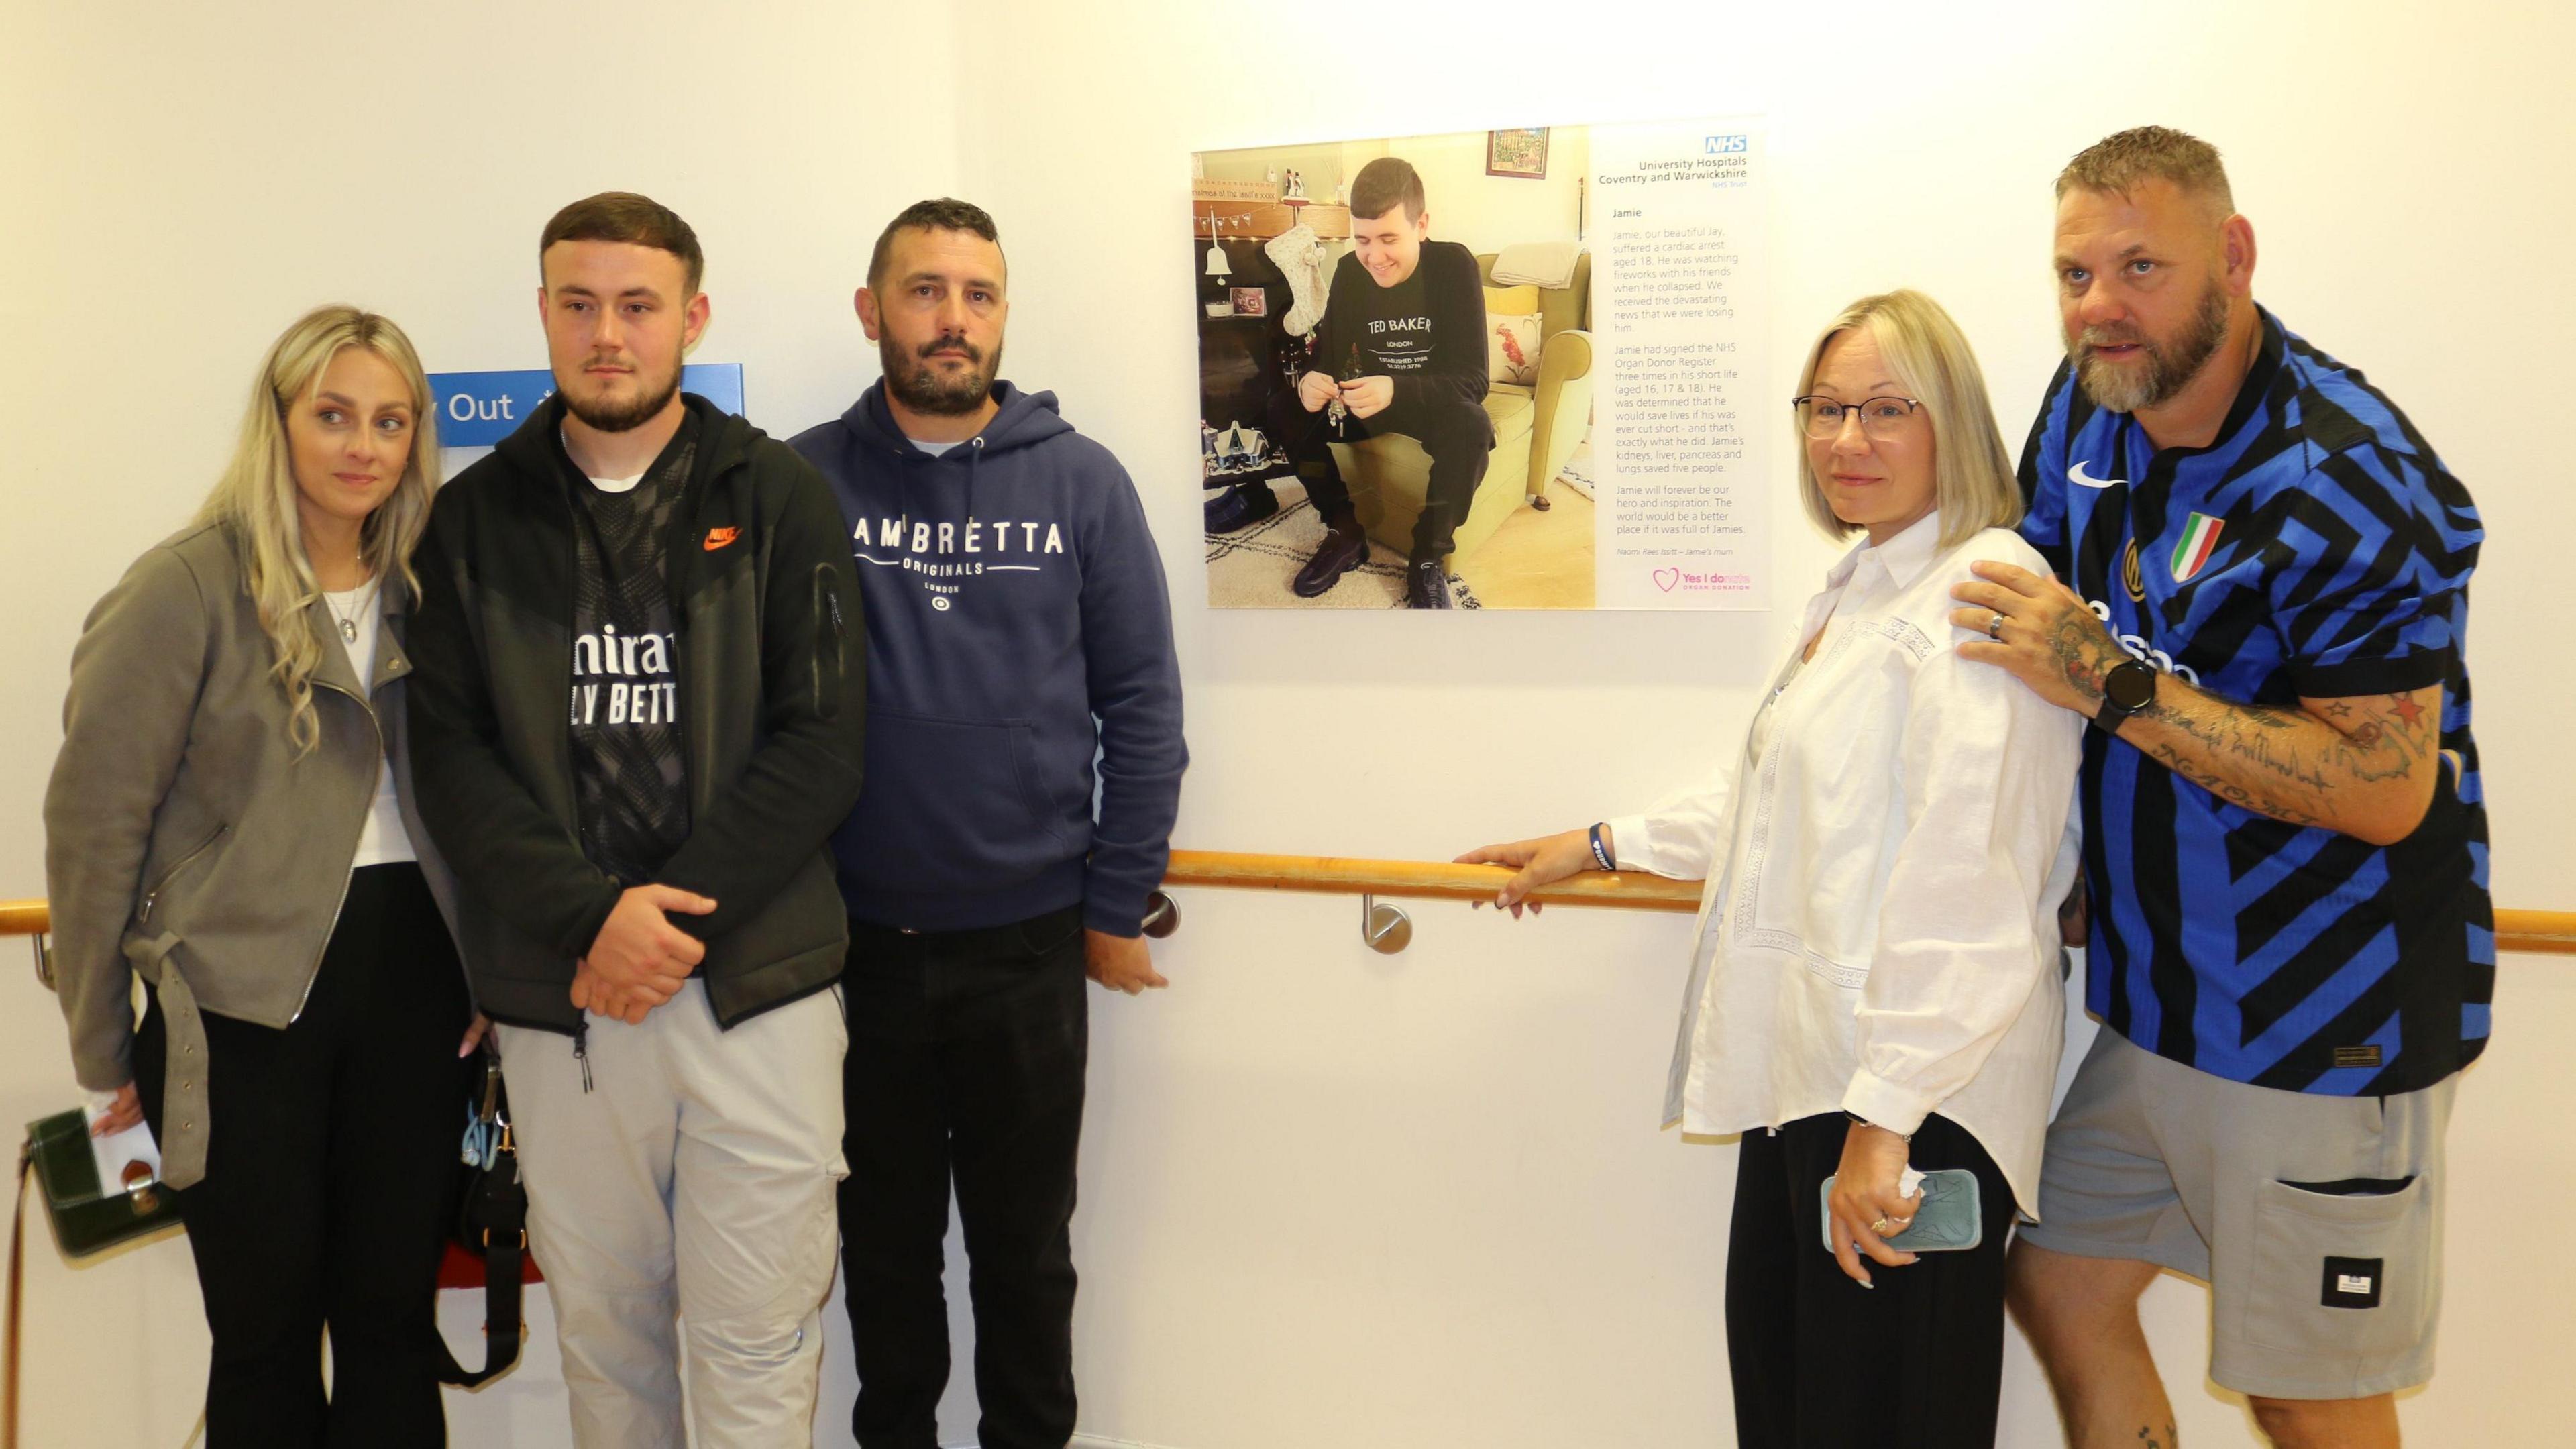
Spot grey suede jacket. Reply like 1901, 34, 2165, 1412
43, 521, 463, 1189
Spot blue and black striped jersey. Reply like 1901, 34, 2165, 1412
2019, 308, 2489, 1095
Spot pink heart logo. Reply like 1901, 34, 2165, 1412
1652, 568, 1681, 592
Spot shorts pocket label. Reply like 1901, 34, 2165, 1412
2246, 1177, 2428, 1356
2322, 1255, 2385, 1309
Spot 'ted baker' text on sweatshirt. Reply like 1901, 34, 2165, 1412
1310, 239, 1490, 413
788, 382, 1185, 936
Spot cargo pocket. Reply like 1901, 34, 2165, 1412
2244, 1175, 2432, 1358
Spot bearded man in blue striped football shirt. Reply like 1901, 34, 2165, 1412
1951, 127, 2484, 1449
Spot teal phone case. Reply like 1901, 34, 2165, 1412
1819, 1168, 1983, 1252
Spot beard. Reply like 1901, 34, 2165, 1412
560, 358, 682, 433
881, 334, 999, 417
2071, 279, 2231, 414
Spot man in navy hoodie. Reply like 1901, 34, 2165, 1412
790, 197, 1186, 1449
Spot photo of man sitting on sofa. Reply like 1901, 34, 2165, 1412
1196, 129, 1596, 610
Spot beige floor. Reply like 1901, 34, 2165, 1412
1453, 479, 1595, 609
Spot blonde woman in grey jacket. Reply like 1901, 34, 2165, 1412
45, 305, 485, 1448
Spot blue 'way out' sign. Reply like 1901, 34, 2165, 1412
427, 364, 745, 447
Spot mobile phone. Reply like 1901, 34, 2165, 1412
1819, 1168, 1984, 1253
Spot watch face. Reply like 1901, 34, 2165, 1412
2106, 661, 2158, 710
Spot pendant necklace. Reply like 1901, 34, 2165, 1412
325, 579, 371, 644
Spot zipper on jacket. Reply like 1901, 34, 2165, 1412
138, 823, 231, 922
290, 677, 384, 1025
572, 1018, 594, 1093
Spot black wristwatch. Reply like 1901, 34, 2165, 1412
2091, 659, 2159, 735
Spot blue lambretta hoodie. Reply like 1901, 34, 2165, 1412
789, 381, 1185, 935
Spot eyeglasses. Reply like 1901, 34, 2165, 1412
1792, 395, 1923, 441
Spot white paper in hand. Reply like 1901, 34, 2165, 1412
86, 1095, 164, 1194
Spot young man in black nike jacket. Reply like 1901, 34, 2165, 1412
406, 191, 865, 1449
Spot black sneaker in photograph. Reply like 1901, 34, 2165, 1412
1403, 558, 1456, 609
1203, 480, 1280, 535
1291, 525, 1371, 598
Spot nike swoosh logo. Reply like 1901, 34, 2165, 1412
2068, 462, 2124, 490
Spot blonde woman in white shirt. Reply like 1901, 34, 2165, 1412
1462, 290, 2082, 1449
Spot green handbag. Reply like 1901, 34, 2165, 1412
7, 1111, 189, 1448
17, 1110, 182, 1260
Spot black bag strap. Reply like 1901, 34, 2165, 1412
435, 1054, 529, 1389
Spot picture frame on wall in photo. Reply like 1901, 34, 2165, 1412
1486, 127, 1548, 179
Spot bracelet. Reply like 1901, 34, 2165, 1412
1845, 1110, 1911, 1143
1587, 822, 1615, 872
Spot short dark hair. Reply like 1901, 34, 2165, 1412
539, 191, 705, 294
2055, 126, 2233, 218
1350, 158, 1426, 223
868, 198, 1004, 290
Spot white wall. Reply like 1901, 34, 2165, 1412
3, 2, 2568, 1446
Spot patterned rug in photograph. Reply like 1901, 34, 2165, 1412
1204, 481, 1484, 610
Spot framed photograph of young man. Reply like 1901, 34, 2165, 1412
1193, 119, 1771, 612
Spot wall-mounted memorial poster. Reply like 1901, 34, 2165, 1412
1193, 119, 1768, 611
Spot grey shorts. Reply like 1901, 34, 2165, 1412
2020, 1028, 2456, 1400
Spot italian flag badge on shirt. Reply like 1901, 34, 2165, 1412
2169, 512, 2226, 583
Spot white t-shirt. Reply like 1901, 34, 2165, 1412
325, 581, 416, 867
563, 425, 649, 493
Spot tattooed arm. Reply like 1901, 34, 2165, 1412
1951, 560, 2443, 847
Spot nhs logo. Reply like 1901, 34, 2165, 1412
1704, 134, 1749, 155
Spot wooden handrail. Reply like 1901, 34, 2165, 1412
5, 875, 2573, 954
1163, 850, 1705, 910
1165, 855, 2576, 958
0, 900, 44, 939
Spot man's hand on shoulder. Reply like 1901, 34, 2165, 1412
576, 884, 716, 1023
1085, 929, 1168, 996
1949, 559, 2123, 717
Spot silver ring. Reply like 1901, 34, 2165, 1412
1986, 611, 2007, 641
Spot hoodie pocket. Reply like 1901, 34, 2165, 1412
811, 564, 846, 722
843, 708, 1072, 894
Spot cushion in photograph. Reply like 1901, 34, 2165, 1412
1488, 311, 1545, 386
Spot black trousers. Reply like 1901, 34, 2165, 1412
135, 862, 474, 1449
1269, 388, 1495, 559
839, 904, 1089, 1449
1724, 1111, 2020, 1449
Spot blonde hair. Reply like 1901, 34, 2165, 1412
1792, 290, 2019, 549
194, 305, 441, 753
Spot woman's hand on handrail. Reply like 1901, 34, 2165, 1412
1455, 828, 1603, 918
